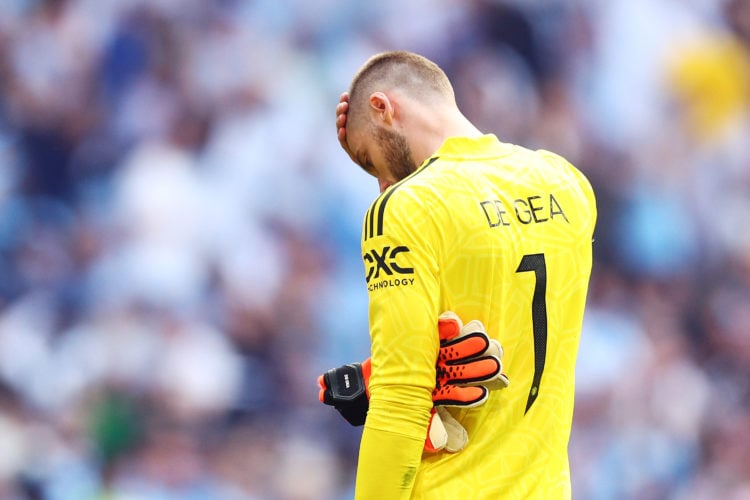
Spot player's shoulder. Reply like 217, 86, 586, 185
361, 157, 441, 242
536, 148, 595, 196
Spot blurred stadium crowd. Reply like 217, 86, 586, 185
0, 0, 748, 498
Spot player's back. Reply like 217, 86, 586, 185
405, 135, 596, 499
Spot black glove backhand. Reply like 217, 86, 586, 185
319, 361, 370, 426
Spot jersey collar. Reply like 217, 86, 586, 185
427, 134, 503, 161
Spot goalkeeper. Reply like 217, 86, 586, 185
329, 51, 596, 499
319, 311, 509, 453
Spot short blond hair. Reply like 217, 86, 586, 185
347, 51, 455, 128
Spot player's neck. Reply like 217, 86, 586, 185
406, 107, 483, 166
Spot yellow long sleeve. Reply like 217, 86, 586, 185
354, 397, 431, 499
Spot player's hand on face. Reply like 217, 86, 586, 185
336, 92, 356, 163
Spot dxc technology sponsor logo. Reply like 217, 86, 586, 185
363, 246, 415, 291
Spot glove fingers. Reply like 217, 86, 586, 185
424, 408, 448, 453
317, 374, 328, 403
360, 357, 372, 386
485, 338, 504, 360
461, 319, 488, 338
437, 356, 501, 386
439, 332, 490, 362
436, 407, 468, 453
484, 372, 510, 390
437, 311, 463, 341
432, 384, 488, 407
321, 372, 338, 405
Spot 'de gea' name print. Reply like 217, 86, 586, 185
364, 245, 416, 292
480, 192, 568, 228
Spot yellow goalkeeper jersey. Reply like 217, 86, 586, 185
355, 134, 596, 499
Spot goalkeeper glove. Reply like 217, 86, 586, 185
432, 310, 509, 406
318, 311, 509, 452
424, 311, 509, 452
317, 358, 371, 426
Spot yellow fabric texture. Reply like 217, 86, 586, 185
355, 134, 597, 499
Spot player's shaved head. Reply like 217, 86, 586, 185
347, 51, 455, 133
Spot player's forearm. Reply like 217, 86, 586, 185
355, 394, 431, 498
355, 411, 428, 500
366, 388, 433, 438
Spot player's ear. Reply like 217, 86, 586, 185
369, 92, 394, 125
